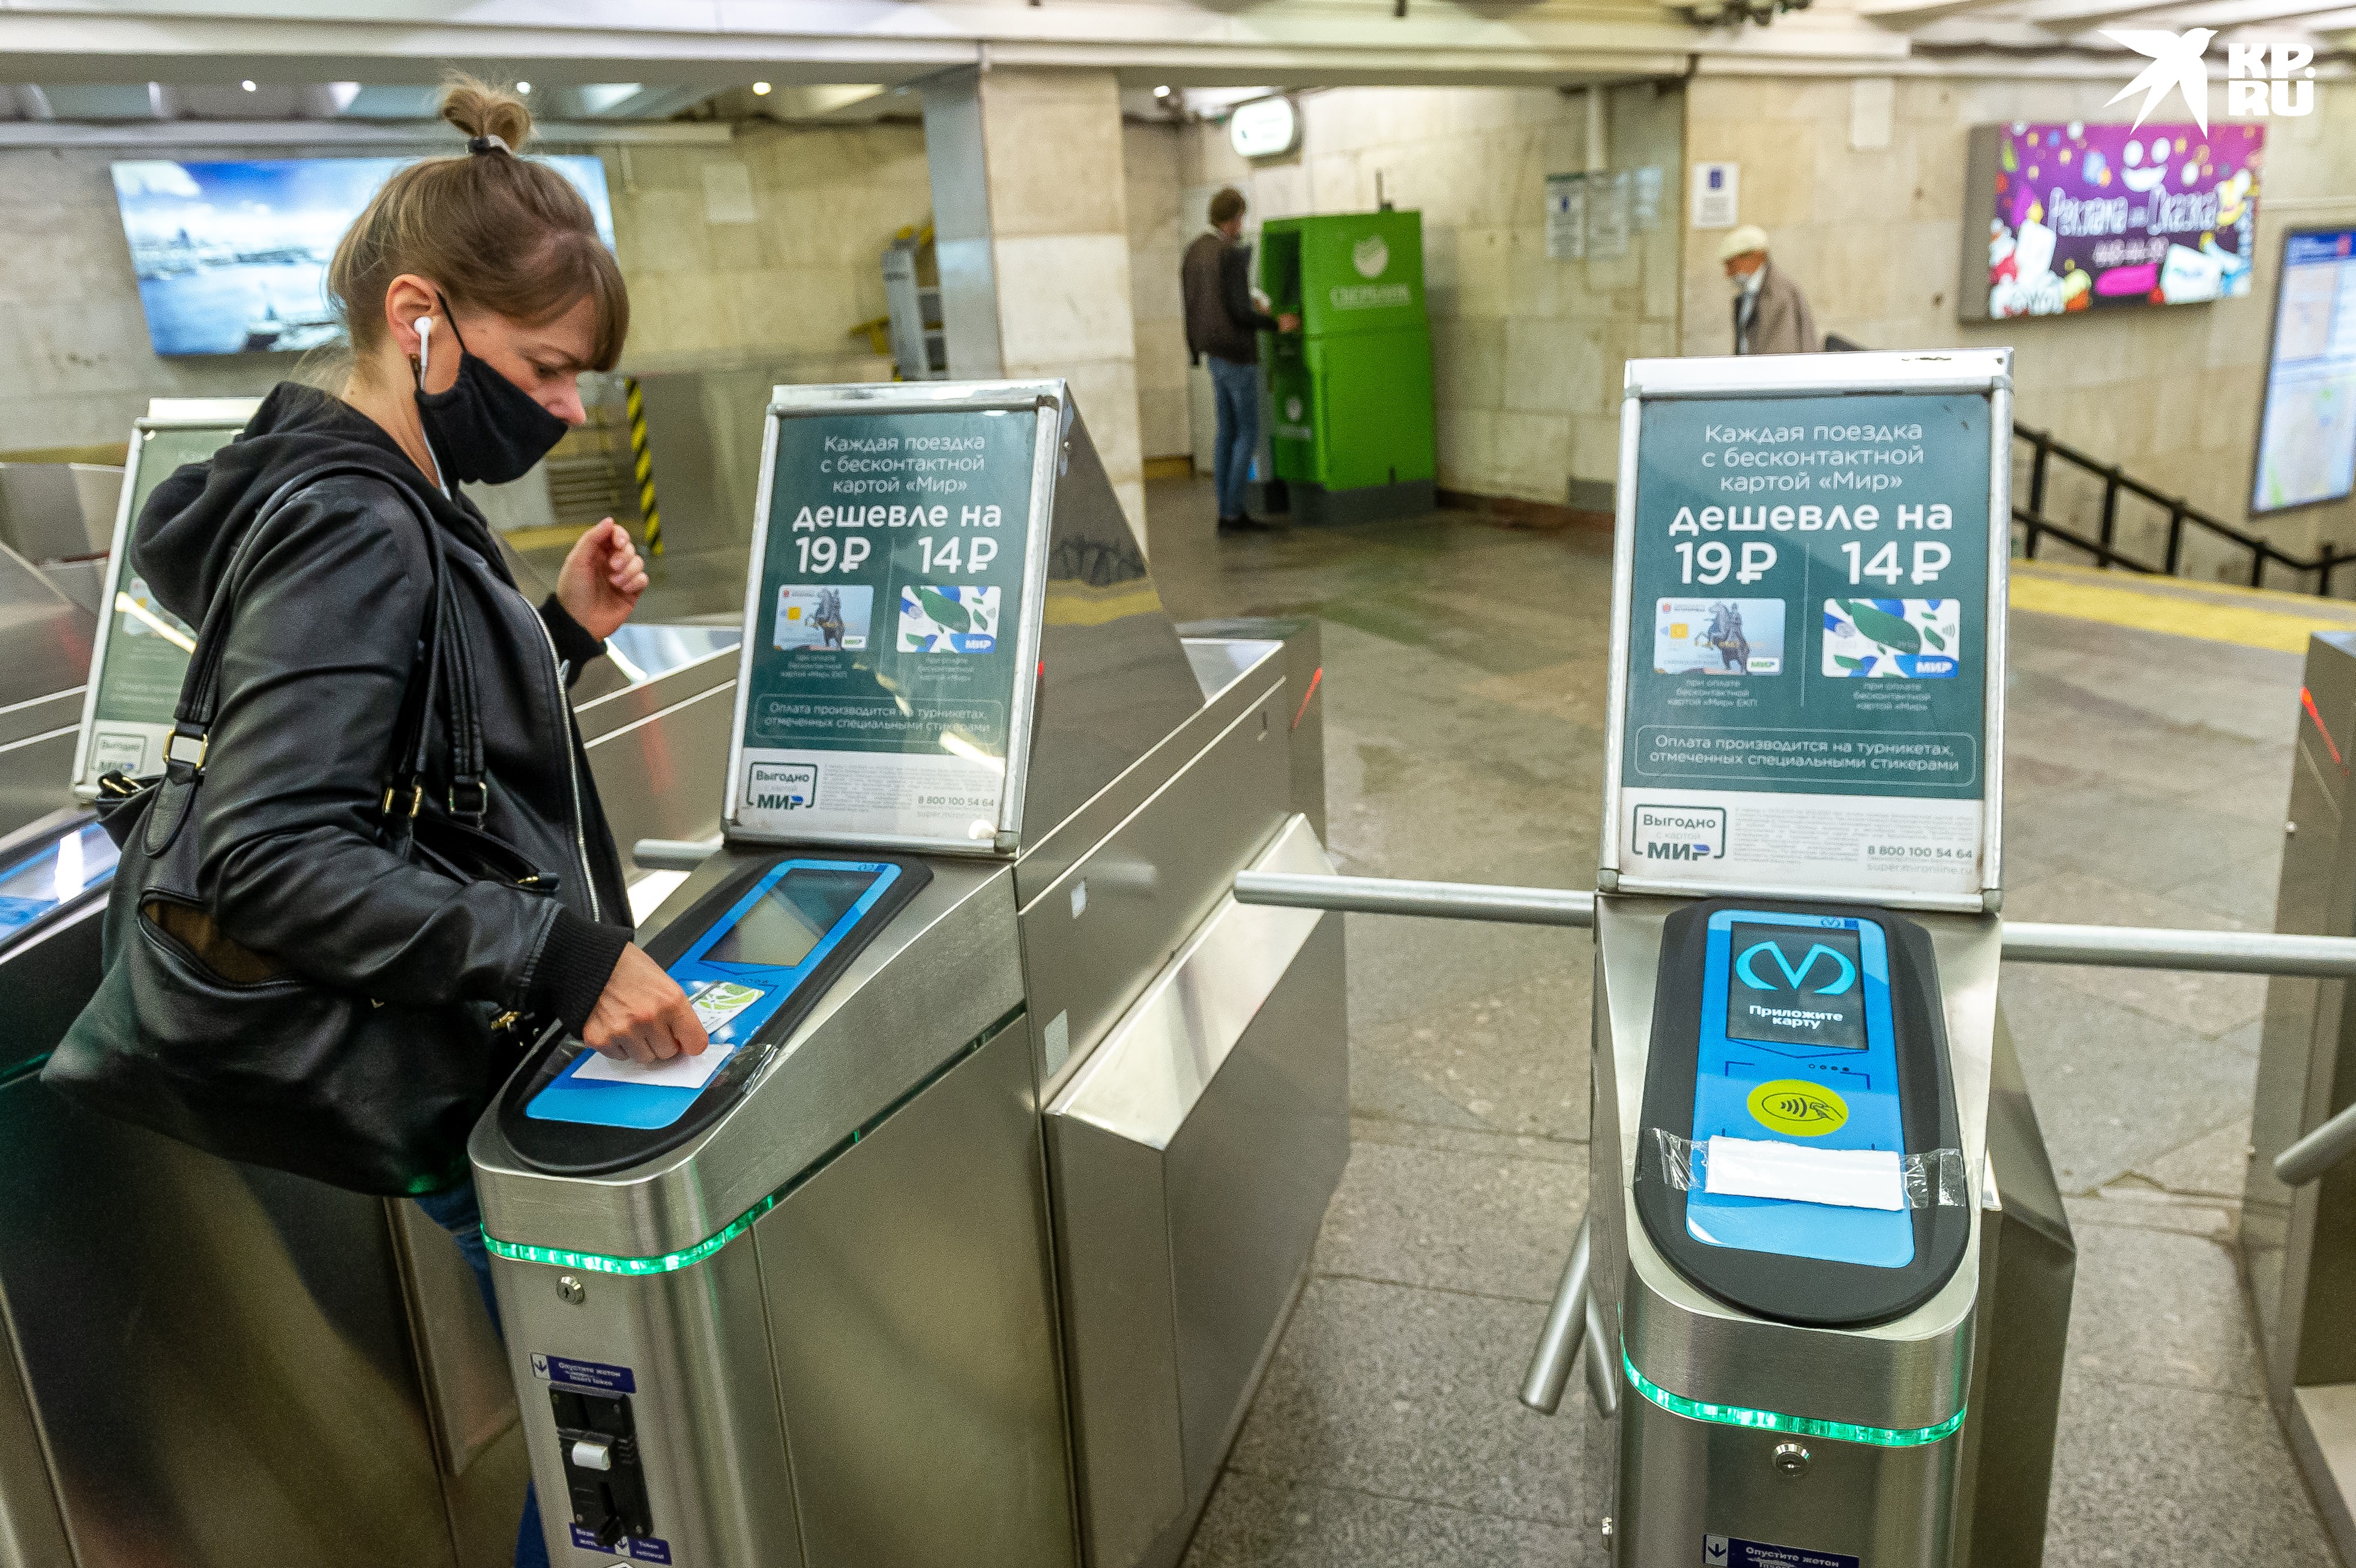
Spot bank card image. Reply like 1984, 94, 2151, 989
898, 585, 1001, 654
685, 980, 766, 1034
774, 585, 871, 652
1822, 599, 1961, 678
1653, 598, 1784, 676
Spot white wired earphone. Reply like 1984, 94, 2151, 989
414, 312, 451, 497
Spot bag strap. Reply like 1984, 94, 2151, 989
163, 464, 485, 831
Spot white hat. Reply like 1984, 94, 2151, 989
1717, 225, 1769, 262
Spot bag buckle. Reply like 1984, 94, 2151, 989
164, 730, 208, 772
449, 778, 489, 821
381, 783, 423, 819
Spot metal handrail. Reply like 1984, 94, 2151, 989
2013, 421, 2342, 596
1234, 871, 2356, 978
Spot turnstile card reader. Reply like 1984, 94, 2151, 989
1637, 899, 1968, 1329
501, 854, 929, 1166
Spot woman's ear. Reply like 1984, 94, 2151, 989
383, 274, 439, 360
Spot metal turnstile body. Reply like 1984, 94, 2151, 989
2244, 629, 2356, 1558
471, 384, 1348, 1567
1590, 898, 1998, 1564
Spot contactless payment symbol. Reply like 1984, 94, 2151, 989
1748, 1079, 1849, 1136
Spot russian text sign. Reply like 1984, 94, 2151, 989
728, 388, 1052, 851
1606, 355, 2010, 908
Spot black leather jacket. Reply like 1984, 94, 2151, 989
133, 382, 633, 1032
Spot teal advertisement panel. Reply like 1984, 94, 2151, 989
733, 406, 1038, 846
1616, 391, 1996, 899
77, 421, 230, 787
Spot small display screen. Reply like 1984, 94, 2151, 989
703, 867, 876, 969
1725, 923, 1866, 1051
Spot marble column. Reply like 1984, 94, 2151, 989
923, 67, 1148, 541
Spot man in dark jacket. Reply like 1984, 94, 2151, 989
1182, 187, 1299, 533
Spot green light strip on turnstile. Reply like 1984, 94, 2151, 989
1623, 1349, 1965, 1449
480, 1004, 1025, 1276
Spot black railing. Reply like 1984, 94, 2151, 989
2013, 423, 2344, 597
1822, 334, 2339, 596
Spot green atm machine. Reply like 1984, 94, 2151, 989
1258, 210, 1436, 526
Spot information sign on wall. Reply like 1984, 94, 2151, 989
2252, 227, 2356, 514
1588, 170, 1632, 261
1602, 352, 2013, 910
727, 384, 1058, 853
1692, 163, 1739, 230
1546, 173, 1586, 261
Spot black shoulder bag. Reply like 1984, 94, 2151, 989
44, 469, 555, 1196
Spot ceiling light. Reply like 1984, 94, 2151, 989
1154, 85, 1171, 96
516, 81, 532, 94
753, 80, 773, 95
240, 80, 256, 92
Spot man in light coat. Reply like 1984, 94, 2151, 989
1721, 225, 1818, 355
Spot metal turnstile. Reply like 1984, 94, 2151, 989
470, 382, 1348, 1567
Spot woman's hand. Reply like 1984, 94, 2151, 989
583, 943, 709, 1066
557, 518, 649, 642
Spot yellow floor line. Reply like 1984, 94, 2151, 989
2009, 567, 2356, 653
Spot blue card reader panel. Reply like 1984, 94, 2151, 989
526, 859, 903, 1130
1687, 908, 1913, 1270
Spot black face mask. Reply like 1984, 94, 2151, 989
412, 298, 569, 487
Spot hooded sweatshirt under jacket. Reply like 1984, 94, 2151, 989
132, 381, 633, 1034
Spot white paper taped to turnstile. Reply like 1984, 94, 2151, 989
573, 1042, 738, 1091
1703, 1135, 1905, 1211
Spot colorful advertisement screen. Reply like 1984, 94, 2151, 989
110, 156, 616, 357
2253, 229, 2356, 514
1980, 121, 2262, 319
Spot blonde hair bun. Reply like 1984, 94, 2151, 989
438, 73, 534, 152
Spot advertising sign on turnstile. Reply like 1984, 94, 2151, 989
68, 400, 257, 797
725, 382, 1062, 854
1600, 352, 2013, 911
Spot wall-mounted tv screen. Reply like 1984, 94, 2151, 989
1958, 121, 2262, 322
111, 155, 616, 357
2252, 228, 2356, 515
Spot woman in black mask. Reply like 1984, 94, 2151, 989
123, 76, 702, 1568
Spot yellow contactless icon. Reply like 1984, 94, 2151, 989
1747, 1079, 1849, 1136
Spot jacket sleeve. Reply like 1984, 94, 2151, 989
1220, 247, 1280, 334
539, 594, 606, 689
194, 478, 571, 1011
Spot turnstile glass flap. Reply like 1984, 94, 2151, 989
1634, 896, 1969, 1328
496, 851, 931, 1175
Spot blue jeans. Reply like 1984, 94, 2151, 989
417, 1180, 553, 1568
1209, 355, 1261, 520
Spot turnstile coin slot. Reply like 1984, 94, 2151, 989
498, 854, 932, 1175
1635, 897, 1968, 1328
551, 1386, 651, 1549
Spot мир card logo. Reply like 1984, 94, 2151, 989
747, 761, 818, 812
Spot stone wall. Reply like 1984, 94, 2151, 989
1126, 121, 1193, 461
1179, 83, 1686, 510
1683, 75, 2356, 571
0, 125, 909, 457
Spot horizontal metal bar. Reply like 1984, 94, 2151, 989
1237, 872, 2356, 978
2277, 1100, 2356, 1187
1231, 870, 1595, 928
633, 836, 722, 872
2000, 921, 2356, 978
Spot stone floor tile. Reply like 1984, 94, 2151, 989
1346, 1115, 1585, 1165
1313, 1139, 1589, 1303
2062, 1217, 2264, 1395
2044, 1374, 2334, 1567
1998, 971, 2262, 1192
2134, 1115, 2253, 1201
1181, 1471, 1592, 1568
1226, 1276, 1581, 1525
